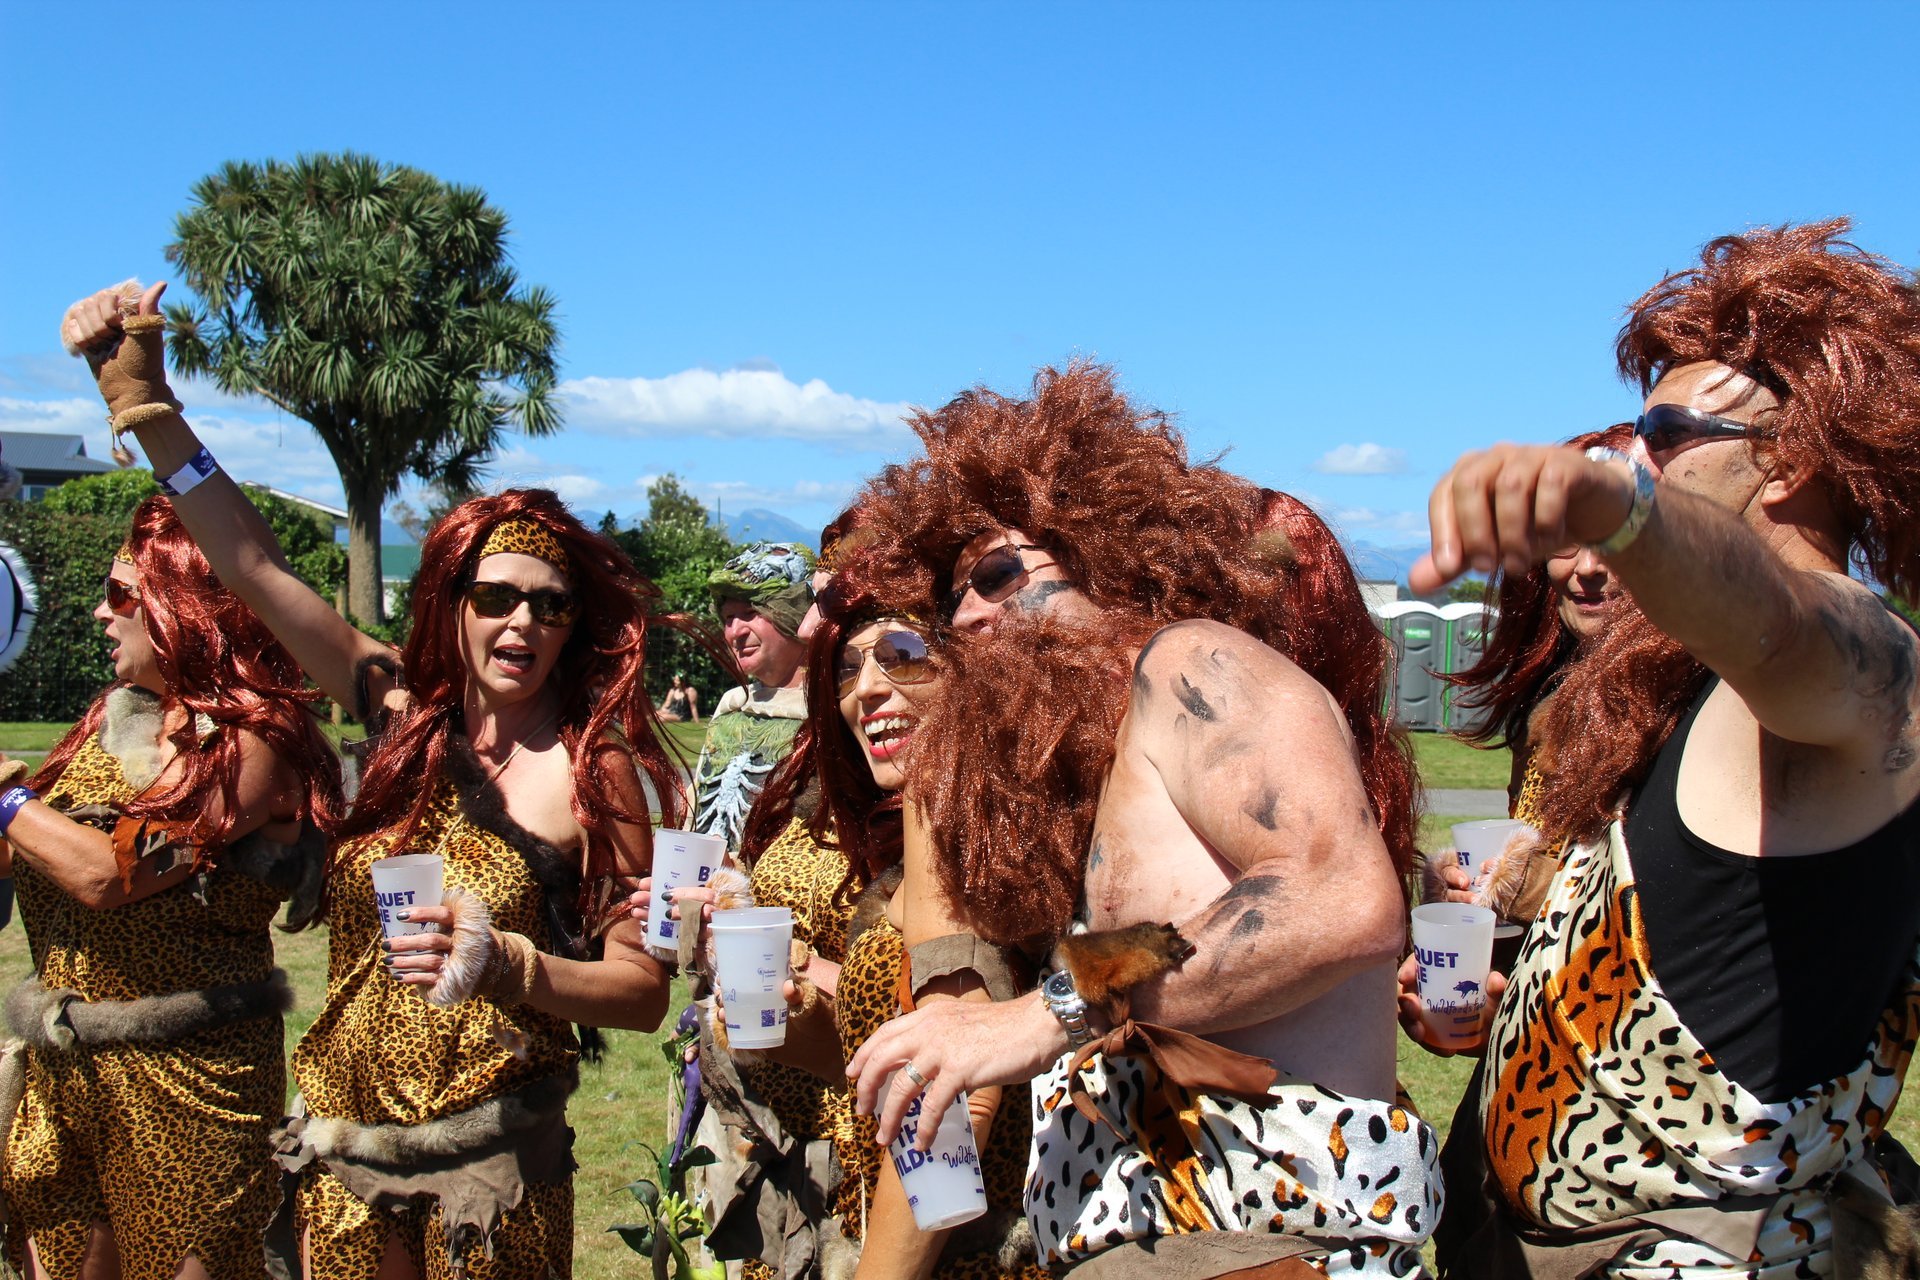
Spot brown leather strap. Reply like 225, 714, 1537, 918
1066, 1019, 1278, 1134
906, 932, 1024, 1003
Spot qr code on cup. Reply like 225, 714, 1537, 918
761, 1008, 778, 1029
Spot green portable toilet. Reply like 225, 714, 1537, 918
1374, 601, 1446, 730
1438, 601, 1498, 733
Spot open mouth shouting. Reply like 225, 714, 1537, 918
493, 642, 538, 676
861, 711, 918, 763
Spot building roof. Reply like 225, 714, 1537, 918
0, 430, 119, 475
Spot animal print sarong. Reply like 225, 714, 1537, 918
1478, 821, 1920, 1278
1025, 1036, 1440, 1276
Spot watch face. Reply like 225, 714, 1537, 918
1043, 970, 1074, 1000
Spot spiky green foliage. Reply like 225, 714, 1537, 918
163, 153, 561, 620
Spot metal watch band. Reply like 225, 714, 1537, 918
1584, 445, 1657, 555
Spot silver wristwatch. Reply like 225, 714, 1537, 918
1041, 969, 1095, 1047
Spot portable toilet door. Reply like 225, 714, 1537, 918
1373, 601, 1446, 730
1438, 600, 1498, 734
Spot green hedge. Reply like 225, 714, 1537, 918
0, 472, 351, 721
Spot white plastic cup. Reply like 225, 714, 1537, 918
709, 906, 794, 1049
1450, 818, 1539, 887
1411, 902, 1497, 1049
888, 1084, 987, 1231
369, 854, 444, 939
646, 828, 727, 950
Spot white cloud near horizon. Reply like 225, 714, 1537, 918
561, 366, 915, 449
1312, 442, 1408, 475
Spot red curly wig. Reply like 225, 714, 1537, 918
338, 490, 690, 890
1616, 217, 1920, 599
1446, 424, 1633, 753
856, 362, 1419, 948
34, 496, 343, 856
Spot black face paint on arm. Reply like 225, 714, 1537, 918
1012, 580, 1074, 614
1243, 786, 1281, 831
1173, 674, 1216, 722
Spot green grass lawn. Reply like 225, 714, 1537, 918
1409, 731, 1510, 791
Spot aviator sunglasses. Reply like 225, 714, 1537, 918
464, 580, 580, 627
835, 628, 934, 697
944, 543, 1050, 618
1633, 402, 1763, 453
102, 576, 142, 616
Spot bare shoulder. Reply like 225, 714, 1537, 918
1129, 618, 1344, 737
1796, 570, 1920, 769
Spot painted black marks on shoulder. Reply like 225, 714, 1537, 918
1174, 673, 1217, 722
1243, 785, 1282, 831
1816, 584, 1920, 773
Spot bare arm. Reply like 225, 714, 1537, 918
1124, 619, 1405, 1030
63, 283, 398, 719
1412, 444, 1920, 760
7, 729, 300, 909
849, 805, 1006, 1275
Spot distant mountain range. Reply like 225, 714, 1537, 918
722, 508, 816, 548
1344, 541, 1430, 585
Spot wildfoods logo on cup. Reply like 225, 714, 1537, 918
887, 1086, 987, 1231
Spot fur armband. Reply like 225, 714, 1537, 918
425, 889, 534, 1008
1052, 922, 1195, 1022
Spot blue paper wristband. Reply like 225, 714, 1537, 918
157, 446, 219, 497
0, 786, 37, 835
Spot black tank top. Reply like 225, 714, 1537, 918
1628, 678, 1920, 1102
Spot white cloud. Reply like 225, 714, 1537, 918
1312, 443, 1408, 475
561, 366, 914, 449
0, 393, 346, 506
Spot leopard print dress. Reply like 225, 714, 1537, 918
830, 914, 1050, 1280
3, 731, 288, 1280
292, 773, 578, 1279
1478, 821, 1920, 1277
734, 818, 857, 1280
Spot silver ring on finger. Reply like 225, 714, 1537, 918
902, 1060, 929, 1090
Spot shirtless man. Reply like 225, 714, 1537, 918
1411, 220, 1920, 1278
846, 364, 1436, 1277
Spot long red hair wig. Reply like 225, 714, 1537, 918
1446, 423, 1633, 752
857, 363, 1419, 947
34, 496, 342, 850
338, 490, 688, 885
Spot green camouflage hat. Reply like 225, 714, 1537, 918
708, 542, 817, 638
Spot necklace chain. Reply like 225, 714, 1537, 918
481, 709, 560, 786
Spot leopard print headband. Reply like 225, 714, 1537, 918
114, 541, 135, 567
478, 519, 569, 572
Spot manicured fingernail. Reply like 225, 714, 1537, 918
395, 909, 411, 921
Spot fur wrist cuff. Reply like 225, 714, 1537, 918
486, 929, 539, 1006
426, 888, 495, 1007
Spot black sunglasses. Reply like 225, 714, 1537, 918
1633, 403, 1763, 453
103, 576, 141, 616
835, 628, 934, 697
465, 580, 580, 627
944, 543, 1050, 618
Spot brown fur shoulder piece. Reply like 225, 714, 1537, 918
98, 683, 167, 791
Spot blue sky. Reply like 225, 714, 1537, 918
4, 2, 1918, 565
